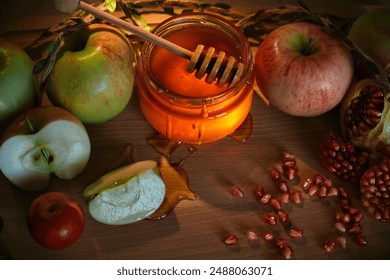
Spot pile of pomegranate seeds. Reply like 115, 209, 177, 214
224, 151, 370, 258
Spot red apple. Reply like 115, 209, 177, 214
0, 106, 91, 191
27, 192, 85, 250
255, 22, 354, 117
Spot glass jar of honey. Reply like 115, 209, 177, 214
137, 13, 254, 144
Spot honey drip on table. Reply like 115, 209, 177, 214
148, 157, 197, 220
229, 113, 253, 143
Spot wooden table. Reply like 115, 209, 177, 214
1, 0, 390, 260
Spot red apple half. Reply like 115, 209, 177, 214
0, 106, 91, 191
255, 22, 354, 117
27, 191, 85, 250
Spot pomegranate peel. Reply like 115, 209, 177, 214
340, 78, 390, 161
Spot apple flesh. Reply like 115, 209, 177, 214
255, 22, 354, 117
27, 192, 85, 250
348, 9, 390, 74
0, 106, 91, 191
84, 160, 165, 225
46, 23, 136, 124
0, 39, 36, 129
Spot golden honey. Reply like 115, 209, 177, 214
137, 13, 254, 144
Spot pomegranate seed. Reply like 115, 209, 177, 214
348, 224, 362, 234
288, 228, 304, 239
301, 178, 312, 191
274, 239, 288, 249
269, 167, 281, 182
336, 236, 347, 249
355, 234, 368, 247
280, 244, 294, 260
253, 185, 264, 199
284, 168, 297, 181
353, 212, 364, 223
334, 222, 347, 232
341, 198, 350, 210
318, 185, 328, 197
348, 207, 359, 215
324, 240, 336, 253
313, 174, 324, 186
246, 230, 258, 241
270, 198, 282, 211
262, 231, 275, 242
230, 185, 244, 197
280, 193, 290, 205
260, 192, 272, 205
327, 186, 339, 197
277, 210, 289, 223
263, 213, 277, 226
307, 185, 319, 197
283, 159, 296, 169
282, 151, 296, 161
341, 213, 351, 223
290, 190, 302, 204
277, 181, 289, 193
223, 235, 238, 245
339, 187, 349, 198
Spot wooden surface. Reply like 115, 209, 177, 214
1, 0, 390, 260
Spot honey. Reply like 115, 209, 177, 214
137, 13, 254, 144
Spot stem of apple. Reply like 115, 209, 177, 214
302, 37, 317, 56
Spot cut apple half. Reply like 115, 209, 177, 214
0, 106, 91, 191
84, 160, 165, 225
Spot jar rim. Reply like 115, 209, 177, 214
139, 12, 253, 106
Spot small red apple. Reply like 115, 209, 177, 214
27, 192, 85, 250
255, 22, 354, 117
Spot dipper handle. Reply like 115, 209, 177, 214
51, 0, 244, 86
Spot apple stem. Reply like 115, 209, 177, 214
302, 37, 317, 56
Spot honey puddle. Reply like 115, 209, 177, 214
106, 114, 252, 220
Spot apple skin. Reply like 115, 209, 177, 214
0, 39, 36, 129
27, 192, 85, 250
348, 9, 390, 74
255, 22, 354, 117
0, 106, 91, 191
46, 23, 136, 124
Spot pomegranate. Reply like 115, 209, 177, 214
360, 158, 390, 222
319, 130, 368, 183
340, 78, 390, 161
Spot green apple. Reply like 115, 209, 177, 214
0, 106, 91, 191
46, 23, 136, 124
84, 160, 165, 225
0, 39, 36, 129
348, 9, 390, 73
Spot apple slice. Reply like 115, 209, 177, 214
84, 160, 165, 225
0, 106, 91, 191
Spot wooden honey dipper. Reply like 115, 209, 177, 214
52, 0, 245, 87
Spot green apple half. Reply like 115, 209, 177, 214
0, 39, 36, 129
0, 106, 91, 191
84, 160, 165, 225
46, 23, 136, 124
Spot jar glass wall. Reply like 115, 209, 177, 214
137, 13, 254, 144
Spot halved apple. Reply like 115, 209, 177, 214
0, 106, 91, 191
84, 160, 165, 225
